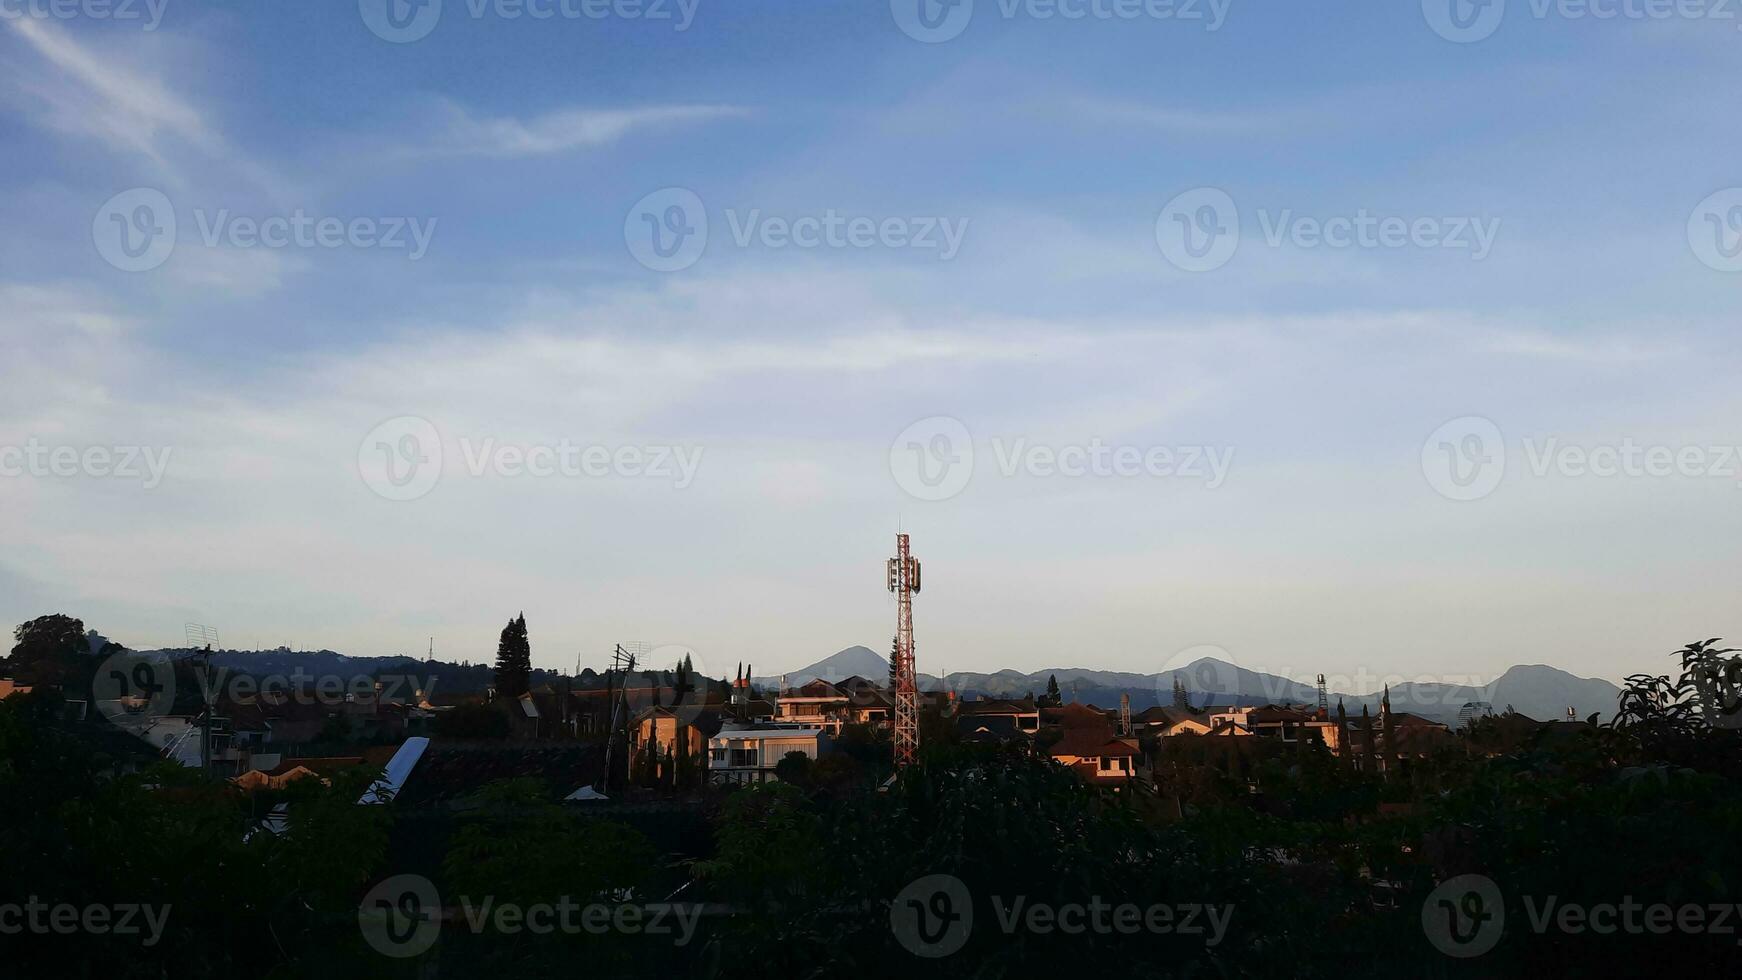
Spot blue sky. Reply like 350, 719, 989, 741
2, 1, 1740, 688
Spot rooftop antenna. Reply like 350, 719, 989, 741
887, 532, 923, 769
1316, 674, 1329, 715
184, 623, 220, 774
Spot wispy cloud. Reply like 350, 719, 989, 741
405, 101, 751, 159
0, 18, 281, 194
2, 18, 213, 157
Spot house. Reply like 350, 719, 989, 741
1246, 705, 1314, 742
1311, 693, 1455, 774
958, 696, 1040, 733
1043, 701, 1118, 731
836, 675, 896, 728
629, 705, 725, 783
1048, 727, 1142, 786
0, 679, 32, 700
774, 679, 851, 735
706, 721, 832, 786
1133, 706, 1212, 737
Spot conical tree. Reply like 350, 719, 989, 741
1043, 674, 1062, 707
493, 613, 532, 698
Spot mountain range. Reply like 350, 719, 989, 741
126, 641, 1623, 727
758, 646, 1623, 726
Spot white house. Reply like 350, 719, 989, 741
706, 721, 832, 786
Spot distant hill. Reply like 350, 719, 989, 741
131, 644, 1623, 725
910, 657, 1618, 726
755, 645, 889, 687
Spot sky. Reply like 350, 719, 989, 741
2, 1, 1740, 687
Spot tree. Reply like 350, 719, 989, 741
492, 612, 531, 697
7, 615, 89, 686
774, 750, 813, 786
1041, 673, 1062, 707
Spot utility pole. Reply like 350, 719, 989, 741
599, 644, 638, 792
887, 533, 923, 769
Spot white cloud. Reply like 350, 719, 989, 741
407, 101, 751, 159
1, 17, 214, 164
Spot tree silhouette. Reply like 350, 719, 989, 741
492, 613, 531, 698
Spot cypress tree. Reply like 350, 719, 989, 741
493, 613, 532, 697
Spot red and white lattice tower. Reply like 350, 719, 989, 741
887, 533, 923, 769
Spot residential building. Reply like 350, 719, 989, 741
629, 705, 725, 783
774, 679, 851, 735
1048, 727, 1142, 787
706, 721, 832, 786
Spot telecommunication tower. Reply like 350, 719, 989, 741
886, 533, 923, 769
